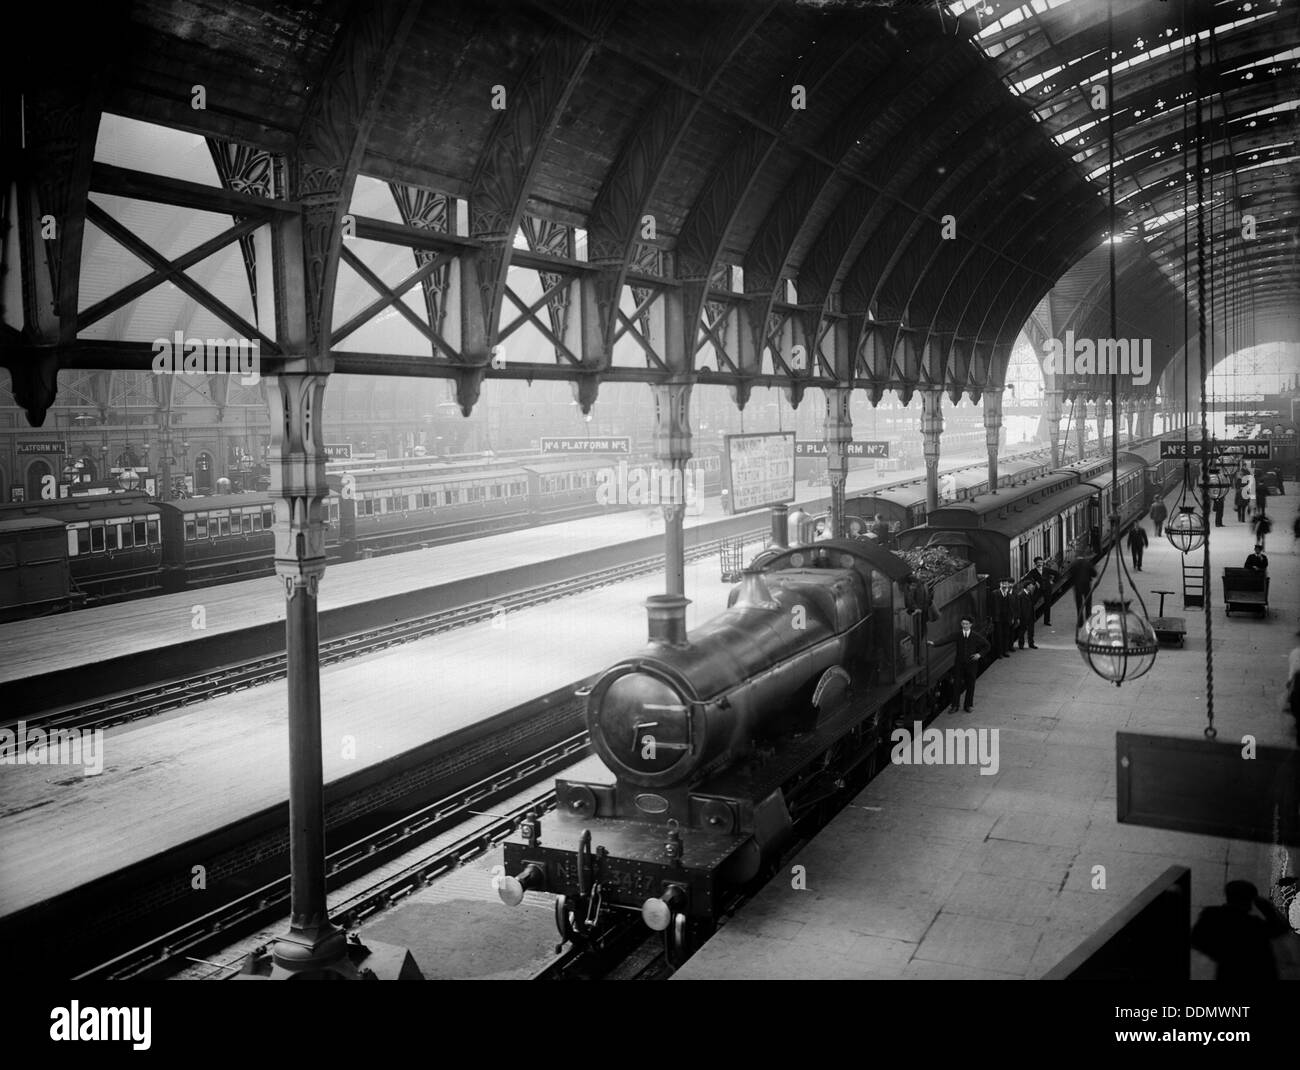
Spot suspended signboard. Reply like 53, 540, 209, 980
539, 437, 632, 454
795, 441, 890, 458
1116, 732, 1299, 846
324, 443, 353, 460
722, 432, 796, 514
1159, 439, 1271, 460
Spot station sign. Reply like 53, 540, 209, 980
795, 441, 890, 458
539, 437, 631, 454
723, 431, 795, 514
1158, 439, 1271, 460
324, 443, 353, 460
16, 441, 66, 454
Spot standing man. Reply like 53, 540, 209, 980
927, 615, 991, 713
1149, 497, 1167, 538
1024, 555, 1058, 626
1213, 492, 1226, 528
1234, 480, 1248, 523
1070, 553, 1097, 627
1127, 523, 1148, 571
990, 578, 1016, 658
1015, 580, 1038, 650
871, 513, 891, 542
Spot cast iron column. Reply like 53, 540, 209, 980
823, 387, 852, 537
984, 388, 1003, 493
268, 372, 347, 975
1045, 387, 1063, 470
651, 380, 692, 597
921, 388, 943, 511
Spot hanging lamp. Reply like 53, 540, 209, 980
1076, 0, 1158, 686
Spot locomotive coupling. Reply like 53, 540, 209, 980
641, 885, 687, 931
497, 864, 545, 907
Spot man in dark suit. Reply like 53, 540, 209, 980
1069, 554, 1096, 627
1244, 544, 1269, 571
1015, 580, 1038, 649
927, 616, 991, 713
1023, 556, 1057, 626
1126, 524, 1148, 570
989, 578, 1016, 658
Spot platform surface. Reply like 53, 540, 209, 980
0, 553, 740, 916
674, 485, 1300, 980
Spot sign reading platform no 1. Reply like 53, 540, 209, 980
723, 432, 796, 513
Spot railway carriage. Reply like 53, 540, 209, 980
157, 493, 343, 589
0, 517, 76, 622
337, 460, 531, 557
841, 454, 1052, 538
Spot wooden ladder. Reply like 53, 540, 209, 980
1182, 558, 1205, 608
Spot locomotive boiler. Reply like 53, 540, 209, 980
498, 539, 976, 958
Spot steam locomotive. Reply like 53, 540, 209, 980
497, 538, 985, 960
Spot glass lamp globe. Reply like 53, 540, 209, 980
1165, 505, 1206, 553
1206, 466, 1232, 502
1076, 599, 1159, 686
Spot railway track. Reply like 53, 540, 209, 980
73, 731, 590, 981
6, 535, 745, 738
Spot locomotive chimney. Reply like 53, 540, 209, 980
645, 594, 691, 648
770, 503, 789, 548
733, 568, 780, 610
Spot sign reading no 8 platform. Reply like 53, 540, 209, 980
723, 432, 796, 513
1159, 439, 1271, 460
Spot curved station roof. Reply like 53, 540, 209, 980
1, 0, 1295, 424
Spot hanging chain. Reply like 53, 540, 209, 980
1195, 23, 1216, 740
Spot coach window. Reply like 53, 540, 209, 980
134, 520, 147, 545
90, 525, 105, 552
119, 523, 134, 548
242, 512, 253, 534
219, 515, 231, 537
76, 526, 90, 554
262, 508, 273, 529
196, 514, 209, 539
185, 517, 197, 540
147, 518, 160, 543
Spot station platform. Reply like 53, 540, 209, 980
0, 551, 741, 917
675, 487, 1299, 980
0, 455, 977, 688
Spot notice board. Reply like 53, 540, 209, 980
722, 432, 796, 514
